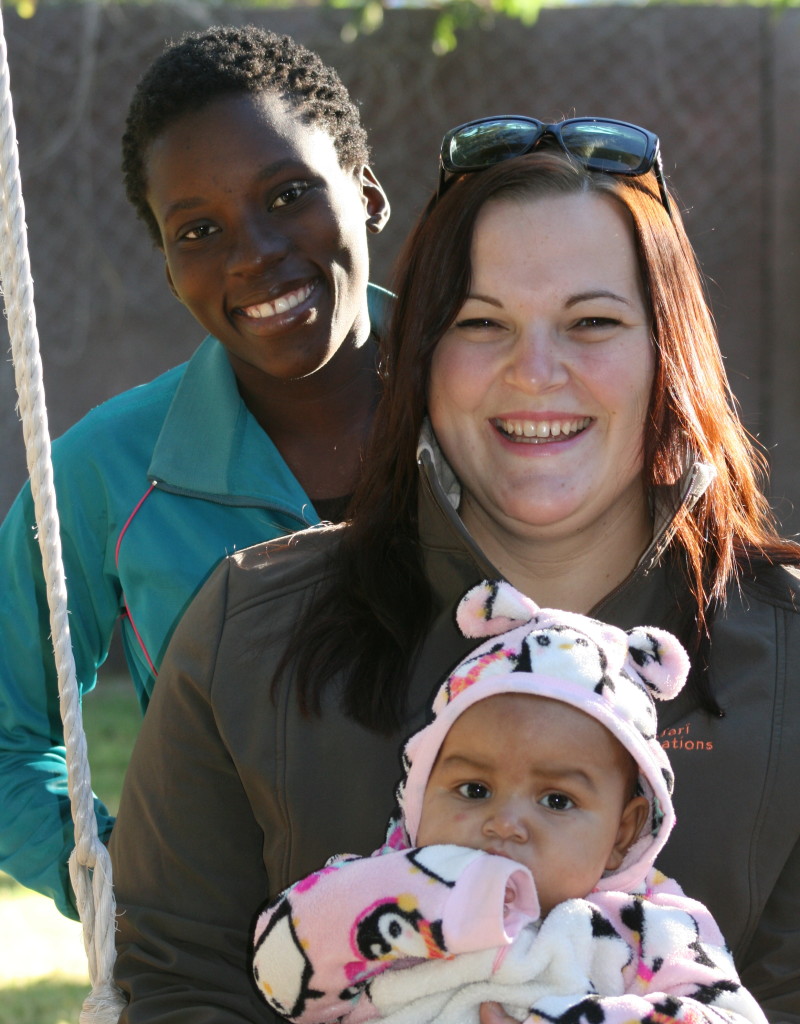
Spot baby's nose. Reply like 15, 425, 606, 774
483, 800, 529, 841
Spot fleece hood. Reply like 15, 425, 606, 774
395, 580, 690, 893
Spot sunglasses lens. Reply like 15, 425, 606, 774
446, 119, 542, 171
560, 122, 651, 174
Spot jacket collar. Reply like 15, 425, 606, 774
147, 336, 314, 514
643, 461, 717, 570
415, 419, 715, 617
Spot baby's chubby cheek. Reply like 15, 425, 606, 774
419, 809, 470, 846
447, 811, 471, 841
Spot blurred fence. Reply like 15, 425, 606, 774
1, 2, 799, 535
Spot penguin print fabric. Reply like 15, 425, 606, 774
250, 582, 767, 1024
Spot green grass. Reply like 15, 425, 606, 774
0, 673, 140, 1022
77, 677, 142, 816
0, 978, 91, 1024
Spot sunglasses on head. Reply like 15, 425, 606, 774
437, 115, 672, 218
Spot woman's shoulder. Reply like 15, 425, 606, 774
738, 558, 800, 614
171, 524, 347, 683
230, 522, 344, 573
57, 362, 186, 448
220, 523, 346, 616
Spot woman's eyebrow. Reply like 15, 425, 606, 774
161, 159, 306, 221
463, 292, 503, 308
255, 158, 304, 183
565, 289, 633, 308
463, 289, 634, 310
162, 195, 207, 221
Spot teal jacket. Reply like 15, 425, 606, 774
0, 284, 390, 918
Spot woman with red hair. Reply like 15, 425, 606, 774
110, 119, 800, 1022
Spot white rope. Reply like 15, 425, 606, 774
0, 8, 124, 1021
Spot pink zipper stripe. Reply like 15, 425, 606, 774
115, 482, 158, 678
115, 483, 156, 566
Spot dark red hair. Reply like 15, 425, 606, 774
288, 151, 798, 732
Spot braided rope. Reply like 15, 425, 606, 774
0, 8, 124, 1021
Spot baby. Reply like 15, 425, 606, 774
250, 580, 767, 1024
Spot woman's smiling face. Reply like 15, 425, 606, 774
144, 90, 387, 384
427, 190, 655, 551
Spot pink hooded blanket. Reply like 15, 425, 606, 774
250, 581, 767, 1024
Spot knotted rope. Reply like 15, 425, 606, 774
0, 8, 124, 1021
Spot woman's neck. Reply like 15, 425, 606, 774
232, 335, 380, 500
460, 495, 653, 614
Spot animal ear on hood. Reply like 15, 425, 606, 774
456, 580, 540, 638
625, 626, 690, 701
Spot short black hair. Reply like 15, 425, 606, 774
122, 24, 371, 245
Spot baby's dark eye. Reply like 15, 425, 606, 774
540, 792, 574, 812
457, 782, 490, 800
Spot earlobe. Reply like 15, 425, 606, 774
606, 795, 649, 872
360, 164, 390, 235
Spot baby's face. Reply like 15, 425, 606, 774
416, 693, 648, 917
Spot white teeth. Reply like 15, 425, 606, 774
240, 282, 313, 319
494, 416, 591, 442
